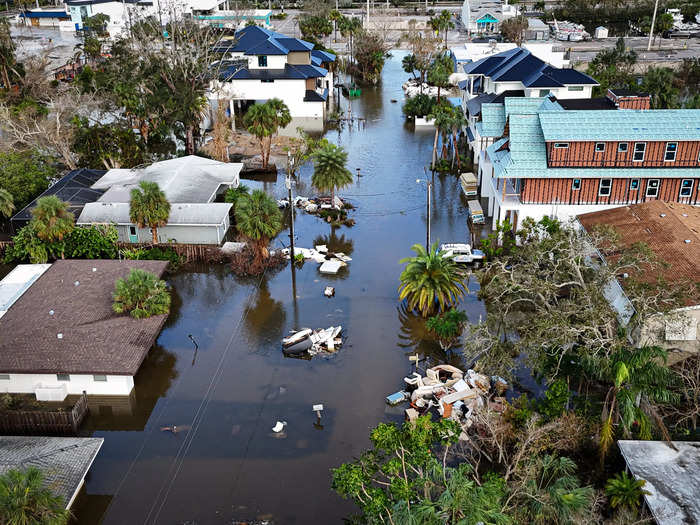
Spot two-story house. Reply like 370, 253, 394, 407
209, 25, 335, 121
478, 98, 700, 229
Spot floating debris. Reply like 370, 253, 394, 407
324, 286, 335, 297
282, 326, 343, 357
272, 421, 287, 433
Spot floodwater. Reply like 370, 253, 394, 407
71, 51, 489, 525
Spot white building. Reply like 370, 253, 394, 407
451, 42, 570, 72
209, 25, 335, 120
0, 259, 170, 399
460, 0, 518, 36
77, 155, 241, 245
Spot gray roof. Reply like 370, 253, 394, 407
0, 436, 103, 508
77, 202, 232, 226
618, 440, 700, 525
91, 155, 241, 204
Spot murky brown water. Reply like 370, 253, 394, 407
71, 51, 489, 525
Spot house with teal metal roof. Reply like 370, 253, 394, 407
475, 96, 700, 229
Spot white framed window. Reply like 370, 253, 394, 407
572, 179, 581, 190
599, 179, 612, 196
57, 374, 70, 381
646, 179, 660, 197
633, 142, 646, 162
665, 142, 677, 162
630, 179, 640, 190
680, 179, 694, 197
93, 375, 107, 382
554, 143, 569, 149
618, 142, 628, 152
0, 374, 9, 380
567, 85, 584, 91
595, 142, 606, 152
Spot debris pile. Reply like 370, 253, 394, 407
278, 195, 346, 212
282, 245, 352, 275
386, 364, 508, 439
281, 326, 343, 357
402, 79, 442, 98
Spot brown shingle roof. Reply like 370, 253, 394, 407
0, 259, 169, 375
578, 201, 700, 284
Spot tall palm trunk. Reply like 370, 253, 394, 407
151, 226, 159, 244
185, 125, 195, 155
431, 128, 439, 170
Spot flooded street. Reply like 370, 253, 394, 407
72, 51, 488, 524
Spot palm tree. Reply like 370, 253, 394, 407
598, 346, 678, 462
113, 268, 171, 319
30, 196, 74, 259
243, 98, 291, 169
0, 467, 70, 525
429, 104, 456, 170
0, 188, 14, 218
234, 189, 283, 264
129, 181, 171, 245
399, 243, 468, 317
311, 143, 353, 204
605, 471, 650, 509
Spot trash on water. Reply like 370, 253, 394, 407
272, 421, 287, 433
324, 286, 335, 297
386, 391, 409, 406
315, 245, 328, 253
282, 326, 344, 358
319, 260, 344, 274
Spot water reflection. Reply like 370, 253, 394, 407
313, 227, 354, 256
243, 278, 286, 345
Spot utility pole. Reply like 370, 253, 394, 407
426, 180, 431, 250
647, 0, 659, 51
286, 151, 296, 263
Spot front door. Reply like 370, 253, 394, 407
128, 225, 138, 243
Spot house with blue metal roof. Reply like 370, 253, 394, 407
209, 26, 335, 120
459, 47, 597, 102
475, 97, 700, 229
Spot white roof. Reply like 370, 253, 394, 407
92, 155, 242, 204
0, 264, 52, 319
77, 202, 232, 226
618, 440, 700, 525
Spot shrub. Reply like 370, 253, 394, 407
121, 246, 182, 268
426, 308, 468, 349
402, 93, 438, 118
112, 269, 171, 319
538, 379, 570, 421
63, 224, 118, 259
605, 471, 650, 509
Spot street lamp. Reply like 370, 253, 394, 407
416, 177, 432, 251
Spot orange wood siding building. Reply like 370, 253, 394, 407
546, 141, 700, 168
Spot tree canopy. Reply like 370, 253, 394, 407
129, 181, 171, 244
113, 268, 171, 319
0, 467, 69, 525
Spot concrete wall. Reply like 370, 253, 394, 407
639, 307, 700, 360
0, 373, 135, 396
213, 79, 325, 118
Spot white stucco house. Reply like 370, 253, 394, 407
77, 155, 242, 245
209, 25, 335, 120
0, 260, 170, 399
451, 42, 571, 72
460, 0, 519, 36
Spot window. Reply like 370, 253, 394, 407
57, 374, 70, 381
129, 225, 137, 236
0, 374, 9, 380
646, 179, 660, 197
595, 142, 606, 152
567, 86, 584, 91
554, 143, 569, 149
572, 179, 581, 190
665, 142, 677, 162
680, 179, 694, 197
93, 375, 107, 382
630, 179, 640, 190
633, 142, 646, 162
261, 79, 274, 83
599, 179, 612, 196
257, 55, 267, 67
618, 142, 628, 153
538, 89, 550, 97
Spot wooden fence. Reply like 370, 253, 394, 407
117, 242, 223, 263
0, 393, 89, 435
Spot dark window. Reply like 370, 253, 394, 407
553, 143, 569, 149
595, 142, 606, 152
538, 89, 550, 97
680, 179, 694, 197
633, 142, 646, 161
646, 179, 660, 197
618, 142, 628, 152
665, 142, 677, 161
57, 374, 70, 381
630, 179, 640, 190
599, 179, 612, 196
0, 374, 9, 380
257, 55, 267, 67
129, 225, 137, 235
93, 375, 107, 382
572, 179, 581, 190
261, 79, 274, 83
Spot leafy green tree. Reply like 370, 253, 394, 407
112, 268, 171, 319
641, 66, 680, 108
605, 471, 650, 509
224, 184, 250, 212
243, 98, 292, 169
338, 16, 363, 66
429, 10, 454, 47
0, 467, 69, 525
311, 143, 353, 203
299, 15, 333, 44
72, 118, 151, 169
598, 346, 678, 461
538, 379, 570, 421
329, 9, 342, 42
234, 189, 283, 263
586, 38, 638, 96
0, 188, 14, 218
403, 93, 440, 118
399, 243, 468, 317
427, 60, 450, 103
0, 18, 22, 91
428, 103, 457, 169
63, 224, 118, 259
3, 223, 50, 264
402, 53, 419, 79
129, 181, 171, 244
30, 196, 74, 259
352, 30, 390, 84
426, 308, 467, 349
0, 150, 54, 210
